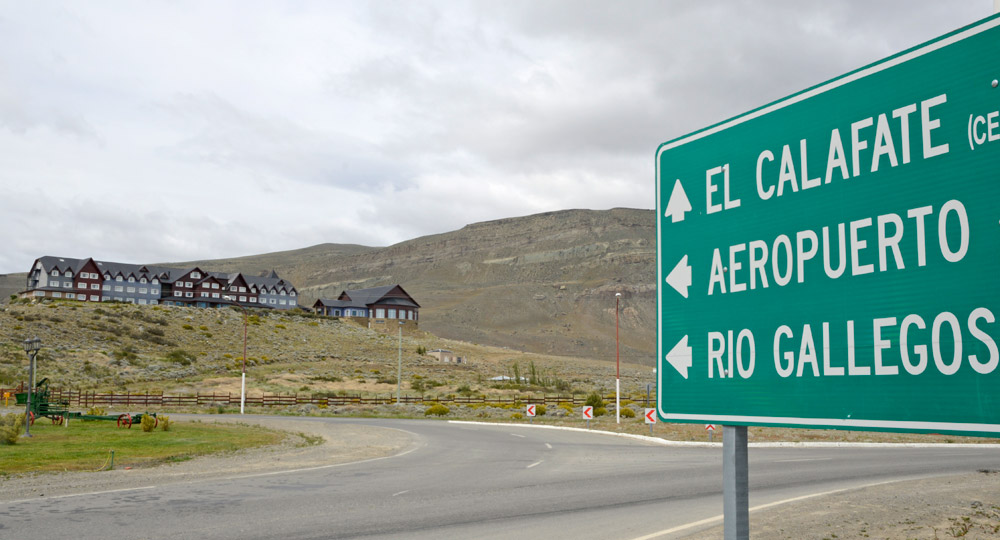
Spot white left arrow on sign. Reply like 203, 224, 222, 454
665, 335, 692, 379
665, 255, 692, 298
664, 179, 692, 223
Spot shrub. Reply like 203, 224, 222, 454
199, 325, 209, 331
456, 384, 473, 396
86, 406, 106, 417
275, 324, 286, 330
140, 415, 157, 432
160, 415, 171, 431
620, 407, 636, 418
0, 413, 25, 444
559, 403, 574, 414
181, 324, 194, 330
416, 346, 427, 355
585, 392, 605, 408
166, 349, 195, 366
425, 404, 450, 416
594, 407, 608, 417
511, 412, 524, 420
535, 404, 547, 416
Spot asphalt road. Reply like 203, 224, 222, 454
3, 417, 999, 540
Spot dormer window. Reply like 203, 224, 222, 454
128, 277, 135, 283
51, 269, 59, 276
191, 272, 201, 279
116, 276, 123, 282
152, 279, 159, 285
65, 271, 73, 277
140, 277, 147, 284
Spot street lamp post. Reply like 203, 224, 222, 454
615, 292, 621, 425
397, 320, 404, 405
223, 296, 248, 414
22, 338, 41, 437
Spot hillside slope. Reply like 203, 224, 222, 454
7, 208, 657, 363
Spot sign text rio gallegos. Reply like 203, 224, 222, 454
656, 16, 1000, 436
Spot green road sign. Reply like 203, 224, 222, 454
656, 15, 1000, 437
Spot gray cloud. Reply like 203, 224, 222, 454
0, 1, 988, 273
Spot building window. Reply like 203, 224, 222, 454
139, 299, 147, 305
270, 299, 276, 305
115, 286, 124, 292
76, 282, 85, 288
200, 292, 208, 298
185, 292, 193, 298
51, 270, 59, 276
139, 288, 147, 294
66, 293, 75, 299
116, 276, 123, 282
151, 288, 159, 295
388, 309, 397, 319
186, 282, 193, 287
279, 300, 286, 305
90, 295, 99, 301
65, 271, 73, 277
102, 284, 111, 291
239, 287, 246, 293
63, 281, 71, 288
34, 291, 45, 297
239, 296, 246, 302
192, 272, 201, 279
249, 297, 257, 303
127, 287, 136, 293
152, 279, 159, 284
114, 296, 123, 301
150, 300, 158, 305
53, 292, 62, 298
375, 308, 385, 318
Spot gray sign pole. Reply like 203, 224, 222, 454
723, 425, 749, 540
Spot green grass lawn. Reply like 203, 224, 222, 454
0, 419, 286, 475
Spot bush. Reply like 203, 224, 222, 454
181, 324, 194, 330
594, 407, 608, 417
535, 404, 547, 416
425, 404, 450, 416
620, 407, 636, 418
559, 403, 574, 414
86, 406, 106, 417
511, 412, 524, 420
585, 392, 605, 408
166, 349, 195, 366
416, 346, 427, 355
0, 413, 25, 444
140, 415, 157, 432
456, 384, 473, 396
160, 415, 171, 431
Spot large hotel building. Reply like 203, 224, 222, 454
20, 256, 298, 309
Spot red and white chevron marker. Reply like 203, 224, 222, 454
705, 424, 716, 432
582, 406, 594, 420
645, 409, 657, 424
526, 404, 536, 417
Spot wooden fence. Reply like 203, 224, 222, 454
1, 386, 653, 409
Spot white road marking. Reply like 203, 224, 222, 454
510, 433, 526, 438
628, 481, 895, 540
392, 490, 410, 497
774, 458, 833, 463
4, 486, 157, 505
545, 443, 553, 449
527, 461, 543, 469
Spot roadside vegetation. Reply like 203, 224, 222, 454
0, 418, 288, 475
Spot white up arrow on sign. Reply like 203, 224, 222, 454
665, 335, 692, 379
664, 179, 691, 223
665, 255, 692, 298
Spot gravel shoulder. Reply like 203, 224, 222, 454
683, 471, 1000, 539
0, 414, 415, 503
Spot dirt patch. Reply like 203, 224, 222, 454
0, 415, 414, 503
684, 471, 1000, 539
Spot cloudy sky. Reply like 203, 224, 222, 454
0, 1, 990, 274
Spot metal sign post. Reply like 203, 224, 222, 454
723, 426, 749, 540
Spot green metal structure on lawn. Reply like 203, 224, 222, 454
15, 378, 158, 429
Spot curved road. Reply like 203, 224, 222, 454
3, 417, 999, 539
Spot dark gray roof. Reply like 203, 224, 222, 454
314, 298, 364, 308
339, 285, 420, 308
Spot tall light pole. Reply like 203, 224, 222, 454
397, 320, 404, 405
22, 338, 41, 437
223, 296, 248, 414
615, 292, 622, 425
